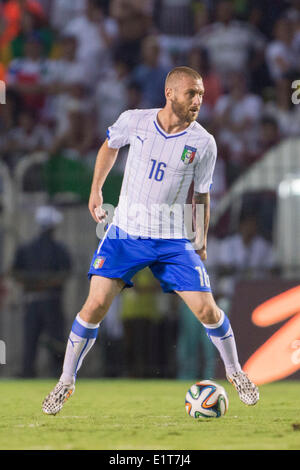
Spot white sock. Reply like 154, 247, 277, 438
202, 310, 242, 376
60, 314, 100, 384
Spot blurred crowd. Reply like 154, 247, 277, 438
0, 0, 299, 188
0, 0, 298, 380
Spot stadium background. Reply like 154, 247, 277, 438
0, 0, 299, 384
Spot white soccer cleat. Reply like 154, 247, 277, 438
42, 380, 75, 415
226, 370, 259, 406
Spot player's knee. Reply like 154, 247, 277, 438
195, 303, 220, 325
80, 296, 110, 323
92, 298, 109, 316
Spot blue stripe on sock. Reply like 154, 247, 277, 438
74, 338, 89, 377
205, 314, 230, 338
71, 318, 99, 339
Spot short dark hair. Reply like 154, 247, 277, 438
165, 66, 202, 88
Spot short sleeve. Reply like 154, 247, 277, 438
194, 136, 217, 193
106, 110, 132, 149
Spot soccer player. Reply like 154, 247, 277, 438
42, 66, 259, 415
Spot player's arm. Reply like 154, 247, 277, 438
193, 135, 217, 260
192, 191, 210, 261
88, 139, 119, 223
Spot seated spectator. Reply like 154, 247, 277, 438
192, 1, 210, 33
131, 35, 169, 108
47, 35, 86, 91
246, 1, 288, 38
0, 0, 45, 49
6, 32, 52, 115
265, 17, 298, 83
94, 51, 130, 141
285, 1, 300, 64
155, 0, 198, 69
285, 0, 300, 23
220, 214, 276, 271
194, 0, 265, 87
45, 34, 89, 133
48, 0, 86, 32
50, 93, 95, 163
64, 0, 119, 84
109, 0, 153, 69
154, 0, 194, 36
127, 81, 145, 110
218, 213, 276, 304
8, 6, 54, 60
293, 29, 300, 62
4, 108, 52, 169
250, 116, 281, 163
43, 94, 95, 202
0, 89, 21, 166
213, 71, 263, 181
264, 75, 300, 137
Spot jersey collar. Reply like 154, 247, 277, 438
153, 111, 195, 139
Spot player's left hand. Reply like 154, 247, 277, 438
89, 187, 107, 223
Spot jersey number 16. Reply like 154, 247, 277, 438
149, 159, 167, 182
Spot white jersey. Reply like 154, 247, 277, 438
107, 108, 217, 238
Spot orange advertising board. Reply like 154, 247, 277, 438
244, 286, 300, 384
220, 280, 300, 384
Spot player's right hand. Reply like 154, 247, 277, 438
88, 187, 107, 223
197, 247, 207, 261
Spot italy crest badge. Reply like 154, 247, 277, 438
93, 256, 106, 269
181, 145, 197, 165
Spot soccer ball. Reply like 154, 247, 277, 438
185, 380, 229, 418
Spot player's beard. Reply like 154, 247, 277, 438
171, 97, 199, 124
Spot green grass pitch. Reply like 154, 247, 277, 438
0, 378, 299, 450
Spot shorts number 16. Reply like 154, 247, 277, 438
195, 266, 210, 288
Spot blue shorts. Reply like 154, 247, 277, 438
88, 224, 211, 294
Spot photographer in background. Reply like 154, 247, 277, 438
12, 205, 72, 377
